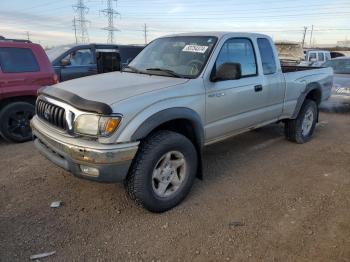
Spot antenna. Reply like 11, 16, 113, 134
101, 0, 120, 44
73, 0, 90, 43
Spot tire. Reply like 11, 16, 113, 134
284, 99, 318, 144
125, 130, 198, 213
0, 102, 35, 143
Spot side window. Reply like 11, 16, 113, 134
257, 38, 277, 75
62, 49, 93, 66
309, 52, 316, 61
0, 47, 40, 73
216, 38, 257, 77
318, 52, 325, 61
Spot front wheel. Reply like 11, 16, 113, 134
0, 102, 35, 143
125, 130, 198, 213
284, 99, 318, 144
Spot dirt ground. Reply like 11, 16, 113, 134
1, 109, 350, 261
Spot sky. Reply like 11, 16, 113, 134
0, 0, 349, 47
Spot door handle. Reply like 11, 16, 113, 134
254, 85, 263, 92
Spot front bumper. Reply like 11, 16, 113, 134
31, 116, 139, 182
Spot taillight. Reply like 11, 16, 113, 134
53, 73, 59, 84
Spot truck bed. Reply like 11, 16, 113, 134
281, 66, 333, 119
281, 65, 324, 73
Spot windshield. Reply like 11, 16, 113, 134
127, 36, 218, 78
46, 45, 74, 62
323, 59, 350, 74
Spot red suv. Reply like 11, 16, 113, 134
0, 38, 57, 142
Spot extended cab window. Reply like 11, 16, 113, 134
257, 38, 277, 75
216, 38, 257, 77
0, 47, 39, 73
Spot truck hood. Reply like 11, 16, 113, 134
54, 72, 189, 105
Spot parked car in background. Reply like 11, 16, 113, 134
0, 38, 57, 142
330, 51, 346, 59
275, 41, 304, 66
323, 57, 350, 96
46, 44, 143, 82
300, 49, 331, 67
31, 32, 333, 212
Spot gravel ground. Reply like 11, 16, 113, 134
0, 110, 350, 261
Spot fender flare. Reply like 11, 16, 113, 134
291, 83, 321, 119
131, 107, 204, 149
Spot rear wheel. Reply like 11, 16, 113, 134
284, 99, 318, 144
125, 130, 198, 213
0, 102, 35, 143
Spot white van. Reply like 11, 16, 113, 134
300, 50, 331, 67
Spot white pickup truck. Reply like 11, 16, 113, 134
31, 32, 333, 212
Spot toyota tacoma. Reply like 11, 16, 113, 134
31, 32, 333, 212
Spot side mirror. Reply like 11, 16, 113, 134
126, 58, 133, 65
211, 63, 242, 82
60, 58, 71, 66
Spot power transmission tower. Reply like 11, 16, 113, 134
301, 26, 307, 48
73, 0, 90, 43
101, 0, 120, 44
309, 25, 314, 48
144, 24, 148, 44
72, 17, 78, 44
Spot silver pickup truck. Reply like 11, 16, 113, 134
31, 32, 333, 212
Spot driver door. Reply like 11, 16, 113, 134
60, 48, 97, 81
204, 38, 269, 142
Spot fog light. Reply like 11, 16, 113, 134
80, 165, 99, 177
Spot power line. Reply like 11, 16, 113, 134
118, 4, 350, 15
121, 11, 350, 20
100, 0, 120, 44
73, 0, 90, 43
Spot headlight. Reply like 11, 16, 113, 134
74, 114, 121, 137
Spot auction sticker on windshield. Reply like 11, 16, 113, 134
182, 45, 209, 53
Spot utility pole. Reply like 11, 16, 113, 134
72, 17, 78, 44
26, 31, 30, 41
101, 0, 120, 44
309, 25, 314, 48
301, 26, 307, 48
144, 23, 147, 44
73, 0, 90, 43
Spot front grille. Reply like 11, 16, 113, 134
36, 99, 67, 130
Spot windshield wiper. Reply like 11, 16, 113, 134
145, 68, 184, 78
122, 65, 143, 74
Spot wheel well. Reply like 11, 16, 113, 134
152, 119, 199, 148
0, 96, 37, 111
305, 86, 322, 105
149, 118, 203, 179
